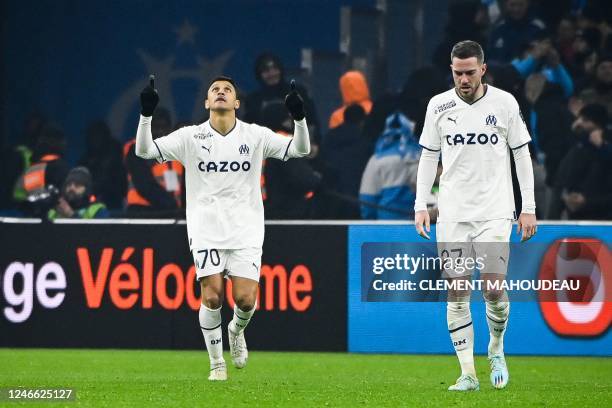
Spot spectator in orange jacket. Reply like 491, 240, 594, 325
328, 71, 372, 129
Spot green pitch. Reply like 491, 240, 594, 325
1, 349, 610, 407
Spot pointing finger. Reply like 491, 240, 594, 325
149, 74, 155, 88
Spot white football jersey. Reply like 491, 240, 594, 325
419, 85, 531, 222
153, 119, 292, 249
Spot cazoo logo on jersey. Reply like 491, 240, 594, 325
198, 160, 251, 172
445, 133, 499, 146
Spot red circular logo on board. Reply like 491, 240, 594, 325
538, 238, 611, 337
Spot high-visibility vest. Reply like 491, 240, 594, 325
12, 145, 34, 201
14, 154, 60, 200
123, 140, 184, 207
48, 202, 106, 221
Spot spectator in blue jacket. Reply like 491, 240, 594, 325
512, 37, 574, 97
359, 112, 420, 220
488, 0, 546, 63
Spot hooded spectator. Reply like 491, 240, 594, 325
329, 71, 372, 129
244, 53, 321, 146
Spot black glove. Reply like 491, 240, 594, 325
140, 74, 159, 117
284, 79, 305, 121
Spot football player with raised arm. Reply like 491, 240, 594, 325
414, 41, 537, 391
135, 75, 310, 381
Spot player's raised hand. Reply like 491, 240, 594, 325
517, 213, 537, 242
284, 79, 306, 121
140, 74, 159, 117
414, 210, 431, 240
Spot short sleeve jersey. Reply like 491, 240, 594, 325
153, 119, 292, 249
419, 85, 531, 222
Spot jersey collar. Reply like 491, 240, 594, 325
209, 119, 238, 137
455, 84, 488, 106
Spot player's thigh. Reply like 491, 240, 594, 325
199, 273, 225, 308
230, 276, 259, 310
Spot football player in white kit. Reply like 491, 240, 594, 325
414, 41, 537, 391
135, 75, 311, 381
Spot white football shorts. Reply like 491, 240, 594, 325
192, 247, 262, 282
436, 219, 512, 277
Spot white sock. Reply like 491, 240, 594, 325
486, 300, 509, 357
199, 305, 224, 366
229, 304, 255, 334
447, 301, 475, 377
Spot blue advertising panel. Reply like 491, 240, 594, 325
348, 223, 612, 356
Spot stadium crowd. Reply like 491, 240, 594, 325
0, 0, 610, 221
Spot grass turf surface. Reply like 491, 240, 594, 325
0, 349, 610, 407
